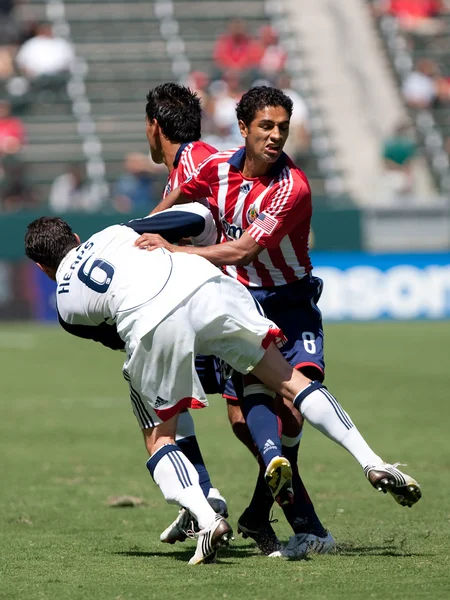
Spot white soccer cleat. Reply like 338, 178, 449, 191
364, 462, 422, 508
269, 531, 336, 559
264, 456, 293, 507
159, 508, 192, 544
160, 491, 229, 544
188, 515, 233, 565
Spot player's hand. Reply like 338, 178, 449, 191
135, 233, 175, 252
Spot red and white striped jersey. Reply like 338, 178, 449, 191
180, 147, 313, 287
164, 140, 218, 198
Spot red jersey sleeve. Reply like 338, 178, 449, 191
246, 177, 311, 249
179, 155, 215, 200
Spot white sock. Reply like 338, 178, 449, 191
281, 431, 303, 447
297, 387, 382, 468
147, 444, 216, 530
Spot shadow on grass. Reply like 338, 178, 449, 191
114, 543, 260, 563
336, 543, 434, 558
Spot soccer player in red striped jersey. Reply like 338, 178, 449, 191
144, 83, 228, 540
137, 86, 422, 557
145, 83, 332, 555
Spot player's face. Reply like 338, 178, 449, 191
146, 116, 164, 164
240, 106, 290, 164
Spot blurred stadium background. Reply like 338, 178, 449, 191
0, 0, 449, 320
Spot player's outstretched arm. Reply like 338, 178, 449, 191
150, 186, 191, 215
126, 207, 206, 242
135, 231, 263, 267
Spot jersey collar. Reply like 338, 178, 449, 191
173, 142, 192, 168
227, 147, 288, 177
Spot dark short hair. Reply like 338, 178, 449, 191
24, 216, 78, 269
236, 86, 293, 127
145, 83, 202, 143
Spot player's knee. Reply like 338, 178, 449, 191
142, 426, 176, 456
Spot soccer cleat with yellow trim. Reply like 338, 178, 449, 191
188, 515, 233, 565
364, 462, 422, 507
264, 456, 293, 507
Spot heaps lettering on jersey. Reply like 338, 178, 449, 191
221, 218, 245, 240
57, 241, 94, 295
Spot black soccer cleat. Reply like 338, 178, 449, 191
237, 508, 282, 555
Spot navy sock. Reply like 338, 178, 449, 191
242, 388, 282, 469
176, 435, 212, 497
281, 443, 327, 537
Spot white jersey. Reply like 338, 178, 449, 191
56, 224, 222, 354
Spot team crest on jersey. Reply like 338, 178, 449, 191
247, 204, 258, 224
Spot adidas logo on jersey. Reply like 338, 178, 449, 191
154, 396, 168, 408
263, 439, 277, 454
240, 183, 252, 194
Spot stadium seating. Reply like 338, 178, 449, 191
13, 0, 348, 206
372, 6, 450, 195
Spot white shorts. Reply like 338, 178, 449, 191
122, 275, 284, 427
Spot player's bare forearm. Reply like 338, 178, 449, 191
135, 232, 262, 267
150, 187, 190, 215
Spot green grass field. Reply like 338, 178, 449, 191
1, 322, 449, 600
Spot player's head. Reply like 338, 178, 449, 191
236, 86, 293, 165
24, 216, 80, 279
145, 83, 202, 163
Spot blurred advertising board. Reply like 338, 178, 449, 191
312, 252, 450, 320
1, 253, 449, 322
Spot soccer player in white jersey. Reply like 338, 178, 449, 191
135, 86, 422, 557
24, 214, 400, 563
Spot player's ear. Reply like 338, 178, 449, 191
74, 233, 81, 244
238, 119, 248, 139
36, 262, 56, 280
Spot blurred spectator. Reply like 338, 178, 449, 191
186, 71, 210, 106
207, 71, 244, 148
213, 20, 260, 76
49, 163, 105, 213
113, 152, 158, 214
203, 125, 241, 151
185, 71, 215, 131
15, 22, 75, 81
373, 0, 445, 34
381, 121, 417, 195
0, 0, 20, 81
255, 26, 287, 83
0, 0, 20, 44
0, 157, 37, 211
0, 100, 25, 155
277, 73, 311, 159
402, 58, 438, 108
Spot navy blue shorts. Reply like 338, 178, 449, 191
221, 275, 325, 401
195, 354, 221, 395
